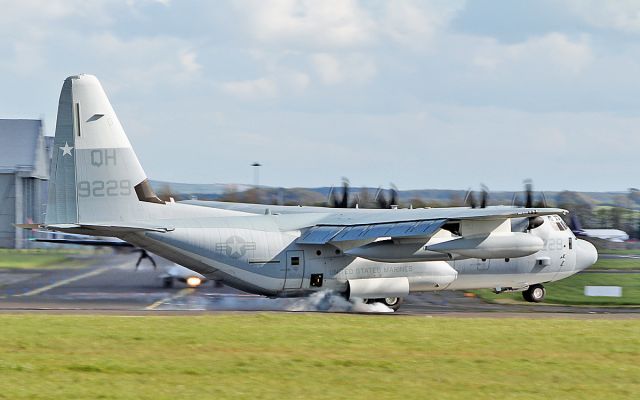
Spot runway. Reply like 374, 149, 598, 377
1, 253, 639, 317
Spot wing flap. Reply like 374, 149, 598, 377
297, 219, 446, 245
297, 226, 346, 245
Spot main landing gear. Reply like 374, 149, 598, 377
365, 297, 404, 311
522, 284, 546, 303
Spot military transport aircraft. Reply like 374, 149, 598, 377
20, 74, 598, 310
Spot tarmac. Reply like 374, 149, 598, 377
1, 253, 638, 318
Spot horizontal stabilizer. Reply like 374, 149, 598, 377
32, 238, 134, 247
17, 222, 174, 233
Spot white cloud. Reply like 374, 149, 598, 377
0, 0, 117, 30
565, 0, 640, 33
235, 0, 375, 48
311, 53, 376, 84
179, 50, 202, 74
471, 33, 593, 74
232, 0, 464, 50
80, 34, 204, 89
382, 0, 465, 49
221, 78, 278, 99
285, 71, 311, 92
311, 54, 342, 84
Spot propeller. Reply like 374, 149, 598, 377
514, 179, 548, 209
464, 184, 489, 208
480, 184, 489, 208
513, 179, 548, 231
328, 178, 355, 208
375, 184, 398, 209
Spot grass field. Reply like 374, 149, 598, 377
0, 314, 638, 400
590, 258, 640, 270
475, 273, 640, 306
597, 249, 640, 256
0, 249, 91, 269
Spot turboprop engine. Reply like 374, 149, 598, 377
345, 241, 454, 262
345, 232, 543, 262
426, 232, 543, 259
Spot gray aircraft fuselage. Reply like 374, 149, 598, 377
103, 204, 591, 298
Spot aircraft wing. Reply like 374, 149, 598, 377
183, 200, 565, 220
296, 206, 567, 246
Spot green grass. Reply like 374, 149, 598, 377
0, 249, 91, 269
0, 314, 638, 400
598, 249, 640, 256
590, 258, 640, 270
475, 273, 640, 305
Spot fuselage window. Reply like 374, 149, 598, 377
291, 256, 300, 266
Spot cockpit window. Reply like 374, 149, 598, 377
549, 215, 567, 231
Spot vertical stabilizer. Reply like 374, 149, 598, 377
46, 74, 162, 225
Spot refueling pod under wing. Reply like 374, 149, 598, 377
346, 261, 457, 299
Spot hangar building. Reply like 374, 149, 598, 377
0, 119, 51, 248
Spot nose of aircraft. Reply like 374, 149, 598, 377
575, 239, 598, 271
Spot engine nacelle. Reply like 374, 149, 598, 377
426, 233, 543, 259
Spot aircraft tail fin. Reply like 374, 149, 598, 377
46, 74, 164, 226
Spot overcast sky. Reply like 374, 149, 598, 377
1, 0, 639, 191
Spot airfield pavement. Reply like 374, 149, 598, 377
0, 253, 639, 318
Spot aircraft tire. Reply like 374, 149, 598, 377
376, 297, 404, 311
523, 284, 545, 303
162, 277, 174, 289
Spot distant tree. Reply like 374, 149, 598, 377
358, 187, 371, 208
594, 208, 610, 227
408, 198, 428, 208
449, 192, 464, 207
157, 184, 179, 202
628, 188, 640, 209
218, 185, 241, 202
609, 207, 623, 228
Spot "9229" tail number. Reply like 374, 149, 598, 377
77, 180, 131, 197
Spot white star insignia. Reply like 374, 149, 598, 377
60, 142, 73, 156
227, 236, 244, 258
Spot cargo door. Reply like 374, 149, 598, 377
284, 250, 305, 289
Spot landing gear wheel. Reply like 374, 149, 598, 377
376, 297, 404, 311
523, 284, 545, 303
162, 277, 174, 289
